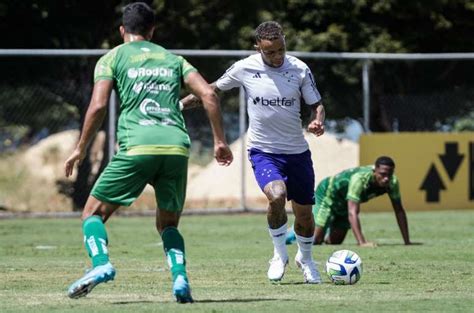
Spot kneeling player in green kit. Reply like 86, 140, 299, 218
287, 156, 412, 247
63, 2, 233, 303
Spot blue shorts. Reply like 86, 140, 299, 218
248, 148, 315, 205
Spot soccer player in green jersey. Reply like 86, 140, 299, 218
63, 2, 233, 303
287, 156, 412, 247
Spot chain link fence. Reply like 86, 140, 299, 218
0, 50, 473, 212
369, 60, 474, 132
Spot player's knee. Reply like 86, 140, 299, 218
156, 209, 180, 233
81, 212, 104, 222
264, 181, 287, 206
266, 190, 286, 207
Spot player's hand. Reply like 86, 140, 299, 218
307, 120, 325, 136
359, 241, 377, 248
64, 148, 86, 178
214, 142, 233, 166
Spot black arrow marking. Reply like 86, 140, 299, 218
420, 164, 446, 202
439, 142, 464, 181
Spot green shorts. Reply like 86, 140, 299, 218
313, 177, 351, 232
91, 152, 188, 212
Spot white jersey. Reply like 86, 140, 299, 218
216, 53, 321, 154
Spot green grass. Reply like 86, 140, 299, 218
1, 211, 473, 312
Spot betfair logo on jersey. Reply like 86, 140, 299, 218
252, 97, 296, 106
127, 67, 174, 79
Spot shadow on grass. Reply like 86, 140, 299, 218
112, 298, 296, 304
196, 298, 295, 303
278, 281, 330, 286
377, 242, 424, 246
112, 301, 158, 305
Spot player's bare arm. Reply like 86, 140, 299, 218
184, 73, 233, 166
180, 82, 219, 111
307, 102, 325, 136
391, 199, 412, 245
64, 79, 113, 177
348, 200, 376, 247
179, 93, 201, 111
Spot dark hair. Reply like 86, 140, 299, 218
122, 2, 155, 36
375, 156, 395, 168
255, 21, 284, 42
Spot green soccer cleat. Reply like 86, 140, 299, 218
67, 262, 116, 299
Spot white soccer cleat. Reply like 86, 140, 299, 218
67, 262, 116, 299
267, 255, 288, 282
295, 255, 322, 284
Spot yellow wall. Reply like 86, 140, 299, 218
360, 133, 474, 211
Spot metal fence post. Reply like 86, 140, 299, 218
239, 87, 247, 211
108, 90, 117, 162
362, 60, 371, 132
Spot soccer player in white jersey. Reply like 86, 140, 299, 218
181, 21, 325, 283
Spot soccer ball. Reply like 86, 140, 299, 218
326, 249, 362, 285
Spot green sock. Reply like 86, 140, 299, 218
161, 227, 187, 282
82, 215, 110, 267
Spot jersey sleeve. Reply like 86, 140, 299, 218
178, 56, 198, 80
388, 175, 402, 201
346, 174, 365, 203
94, 49, 117, 82
301, 67, 322, 105
215, 62, 243, 91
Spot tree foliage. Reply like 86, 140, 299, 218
1, 0, 474, 134
1, 0, 472, 53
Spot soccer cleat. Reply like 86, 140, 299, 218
67, 262, 116, 299
173, 275, 194, 303
295, 255, 322, 284
285, 227, 296, 245
267, 255, 289, 282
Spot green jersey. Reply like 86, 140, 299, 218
327, 165, 401, 212
94, 41, 197, 156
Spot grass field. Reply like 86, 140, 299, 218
1, 210, 473, 313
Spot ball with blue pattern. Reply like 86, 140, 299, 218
326, 249, 362, 285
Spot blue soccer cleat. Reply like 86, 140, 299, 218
67, 262, 116, 299
285, 227, 296, 245
172, 274, 194, 303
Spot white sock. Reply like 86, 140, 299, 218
268, 223, 288, 261
295, 233, 315, 263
